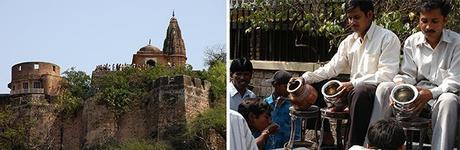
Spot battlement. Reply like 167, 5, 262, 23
154, 75, 210, 91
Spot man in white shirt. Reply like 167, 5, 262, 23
229, 109, 258, 150
229, 58, 257, 111
374, 1, 460, 149
296, 0, 401, 148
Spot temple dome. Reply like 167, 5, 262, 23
139, 44, 162, 54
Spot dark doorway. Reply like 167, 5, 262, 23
146, 60, 156, 67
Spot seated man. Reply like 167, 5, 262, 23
374, 1, 460, 149
238, 98, 279, 150
350, 119, 406, 150
295, 0, 401, 147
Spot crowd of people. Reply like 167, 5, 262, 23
229, 0, 460, 150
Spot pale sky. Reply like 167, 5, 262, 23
0, 0, 226, 93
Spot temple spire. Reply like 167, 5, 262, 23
172, 10, 175, 17
148, 39, 151, 45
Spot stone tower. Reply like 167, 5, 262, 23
162, 11, 187, 66
8, 61, 61, 96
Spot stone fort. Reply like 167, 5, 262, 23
1, 13, 212, 149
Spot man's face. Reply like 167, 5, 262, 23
231, 71, 252, 90
346, 7, 373, 34
419, 9, 447, 41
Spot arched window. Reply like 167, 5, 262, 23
146, 60, 156, 67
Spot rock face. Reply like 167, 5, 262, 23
3, 75, 221, 149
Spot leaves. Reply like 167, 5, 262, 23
92, 65, 198, 116
239, 0, 460, 51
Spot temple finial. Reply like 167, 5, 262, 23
172, 10, 175, 17
148, 39, 151, 45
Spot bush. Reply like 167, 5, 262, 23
0, 105, 32, 149
99, 139, 172, 150
55, 90, 83, 119
186, 104, 226, 141
92, 65, 198, 116
204, 61, 226, 106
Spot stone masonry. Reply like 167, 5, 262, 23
1, 75, 210, 149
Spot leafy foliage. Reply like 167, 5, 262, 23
56, 68, 91, 118
203, 61, 226, 106
99, 139, 172, 150
62, 67, 92, 99
0, 105, 33, 149
92, 65, 197, 116
238, 0, 460, 50
185, 104, 226, 149
55, 90, 84, 119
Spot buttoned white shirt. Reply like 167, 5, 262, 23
229, 110, 258, 150
229, 82, 257, 111
302, 22, 401, 86
394, 29, 460, 99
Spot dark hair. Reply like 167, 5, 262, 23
230, 58, 253, 76
367, 119, 406, 150
238, 98, 272, 125
345, 0, 374, 14
419, 0, 451, 17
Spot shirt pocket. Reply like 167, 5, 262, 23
363, 53, 379, 73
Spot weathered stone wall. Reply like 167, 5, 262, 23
2, 75, 213, 149
184, 77, 210, 122
154, 76, 187, 139
249, 60, 320, 98
42, 75, 62, 96
10, 94, 61, 149
115, 104, 149, 142
82, 98, 117, 148
62, 110, 84, 150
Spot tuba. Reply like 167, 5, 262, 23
321, 80, 347, 111
390, 84, 419, 120
287, 78, 318, 110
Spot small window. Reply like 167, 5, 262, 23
53, 66, 56, 72
34, 64, 39, 70
23, 82, 28, 89
18, 66, 22, 71
33, 81, 42, 88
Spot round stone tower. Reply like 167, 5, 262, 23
8, 61, 61, 96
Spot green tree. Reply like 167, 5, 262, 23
203, 44, 226, 67
56, 67, 91, 118
92, 65, 198, 116
204, 61, 226, 106
238, 0, 460, 50
62, 67, 92, 99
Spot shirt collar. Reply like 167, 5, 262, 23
415, 29, 452, 46
229, 81, 251, 98
229, 82, 239, 97
352, 21, 377, 41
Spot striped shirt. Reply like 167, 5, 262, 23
229, 110, 258, 150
